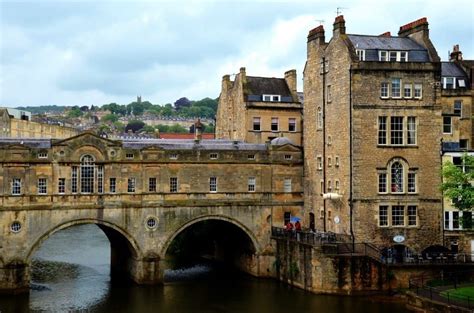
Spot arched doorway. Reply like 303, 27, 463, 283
162, 216, 259, 280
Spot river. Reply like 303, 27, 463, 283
0, 224, 409, 312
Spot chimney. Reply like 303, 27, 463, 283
194, 118, 203, 142
222, 74, 231, 92
307, 25, 325, 45
398, 17, 428, 38
450, 44, 463, 61
379, 31, 391, 37
284, 69, 297, 101
333, 15, 346, 37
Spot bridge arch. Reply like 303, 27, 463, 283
26, 218, 142, 262
160, 214, 261, 258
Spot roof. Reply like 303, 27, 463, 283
158, 133, 215, 139
347, 34, 429, 62
441, 62, 468, 77
270, 136, 293, 146
245, 76, 292, 98
121, 139, 268, 151
347, 35, 425, 50
0, 138, 51, 149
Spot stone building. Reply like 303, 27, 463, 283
0, 108, 78, 139
216, 67, 303, 146
303, 16, 443, 258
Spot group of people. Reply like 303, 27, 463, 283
284, 220, 302, 232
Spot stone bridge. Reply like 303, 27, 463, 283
0, 133, 304, 293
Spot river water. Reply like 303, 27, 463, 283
0, 224, 409, 312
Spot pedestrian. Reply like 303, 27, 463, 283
295, 220, 301, 231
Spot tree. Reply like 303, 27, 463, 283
174, 97, 191, 111
441, 154, 474, 227
125, 120, 145, 133
101, 113, 119, 123
68, 106, 83, 118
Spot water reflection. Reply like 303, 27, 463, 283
0, 224, 409, 313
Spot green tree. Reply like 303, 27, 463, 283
125, 120, 145, 133
68, 106, 83, 118
101, 113, 119, 123
441, 154, 474, 226
142, 125, 156, 133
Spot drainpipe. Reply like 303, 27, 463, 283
321, 56, 327, 232
349, 64, 355, 247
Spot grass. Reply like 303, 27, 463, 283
441, 286, 474, 301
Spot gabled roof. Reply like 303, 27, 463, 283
441, 62, 468, 77
245, 76, 292, 97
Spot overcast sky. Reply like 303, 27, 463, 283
1, 0, 473, 107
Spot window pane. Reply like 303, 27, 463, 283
80, 155, 95, 193
390, 117, 403, 145
170, 177, 178, 193
381, 82, 389, 98
392, 205, 404, 226
454, 100, 462, 115
391, 162, 403, 192
379, 206, 388, 226
391, 78, 401, 97
128, 178, 136, 193
453, 211, 459, 229
407, 116, 416, 145
443, 116, 452, 133
414, 84, 422, 98
12, 178, 21, 195
271, 117, 279, 131
404, 84, 412, 98
284, 179, 292, 193
149, 177, 157, 192
253, 117, 261, 131
109, 178, 116, 193
209, 177, 217, 192
378, 116, 387, 145
378, 173, 387, 193
408, 206, 417, 226
288, 118, 296, 132
248, 177, 256, 192
408, 172, 416, 193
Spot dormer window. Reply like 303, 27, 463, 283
38, 152, 48, 159
379, 51, 408, 62
443, 77, 455, 89
458, 79, 466, 88
262, 94, 281, 102
356, 49, 365, 61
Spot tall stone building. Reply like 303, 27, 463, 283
304, 16, 443, 258
216, 68, 303, 146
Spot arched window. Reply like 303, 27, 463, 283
391, 161, 403, 193
317, 107, 323, 129
80, 155, 95, 193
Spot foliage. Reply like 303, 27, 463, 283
441, 287, 474, 299
125, 120, 145, 133
142, 125, 156, 133
67, 106, 83, 118
16, 105, 66, 114
101, 113, 119, 123
441, 154, 474, 212
174, 97, 191, 110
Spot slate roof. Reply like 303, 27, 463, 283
441, 62, 468, 77
347, 34, 429, 62
0, 138, 51, 149
121, 139, 268, 151
245, 76, 292, 97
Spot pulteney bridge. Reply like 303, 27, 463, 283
0, 133, 303, 293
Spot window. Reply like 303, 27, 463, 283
97, 165, 104, 194
443, 116, 452, 134
12, 178, 21, 195
443, 77, 455, 89
458, 79, 466, 88
170, 153, 178, 160
58, 178, 65, 194
378, 173, 387, 193
271, 117, 279, 132
453, 211, 460, 229
127, 178, 136, 193
391, 78, 401, 98
444, 212, 450, 229
72, 166, 78, 193
378, 116, 387, 145
170, 177, 178, 193
327, 85, 332, 102
38, 178, 47, 194
284, 178, 292, 193
109, 178, 116, 193
335, 156, 340, 167
80, 155, 95, 193
328, 157, 332, 167
209, 176, 217, 192
407, 116, 416, 145
284, 212, 291, 225
209, 153, 218, 159
400, 51, 408, 62
392, 205, 404, 226
379, 51, 388, 61
317, 107, 322, 129
327, 180, 332, 191
454, 100, 462, 115
38, 152, 48, 159
149, 177, 157, 192
288, 118, 296, 132
335, 180, 340, 190
379, 205, 388, 226
407, 206, 417, 226
390, 117, 403, 145
248, 154, 255, 160
391, 162, 404, 193
253, 117, 261, 131
389, 51, 398, 62
320, 180, 324, 195
408, 172, 416, 193
380, 82, 389, 98
404, 84, 412, 98
284, 154, 292, 160
317, 156, 323, 170
248, 177, 256, 192
414, 84, 422, 99
126, 153, 134, 159
263, 94, 281, 102
460, 139, 469, 150
356, 49, 365, 61
327, 135, 332, 145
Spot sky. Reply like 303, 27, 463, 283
0, 0, 473, 108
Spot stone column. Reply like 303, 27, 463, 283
0, 262, 30, 294
128, 256, 164, 285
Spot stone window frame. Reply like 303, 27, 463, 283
327, 180, 332, 192
37, 151, 48, 159
283, 178, 292, 193
403, 83, 412, 98
391, 78, 402, 98
380, 82, 389, 99
320, 180, 324, 196
356, 49, 365, 61
97, 165, 104, 194
262, 94, 281, 102
253, 117, 261, 131
247, 177, 256, 192
11, 177, 21, 195
443, 116, 452, 134
335, 180, 340, 191
317, 156, 323, 170
71, 166, 78, 193
378, 172, 387, 194
284, 154, 292, 160
148, 177, 157, 192
170, 177, 178, 193
209, 153, 219, 160
327, 85, 332, 103
109, 177, 116, 193
271, 117, 279, 132
378, 204, 419, 228
125, 153, 134, 160
454, 100, 462, 116
37, 177, 47, 195
335, 156, 340, 167
413, 83, 422, 99
127, 177, 136, 193
378, 116, 417, 147
379, 205, 389, 227
317, 107, 323, 129
407, 171, 417, 194
407, 205, 418, 226
391, 205, 405, 227
328, 156, 332, 167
